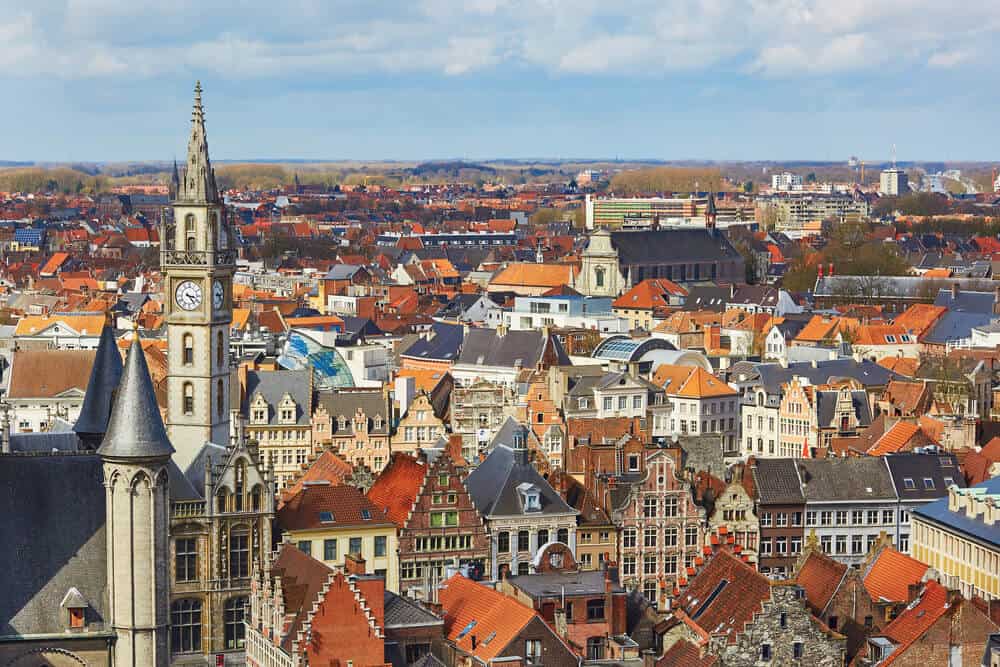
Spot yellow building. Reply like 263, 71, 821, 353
911, 479, 1000, 602
277, 481, 400, 592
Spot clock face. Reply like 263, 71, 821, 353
213, 280, 225, 309
175, 280, 203, 311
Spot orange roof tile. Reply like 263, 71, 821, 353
879, 581, 950, 664
395, 368, 449, 394
892, 304, 947, 339
795, 550, 847, 613
653, 364, 737, 399
38, 252, 69, 277
612, 278, 687, 310
793, 315, 843, 343
863, 547, 929, 604
439, 574, 543, 662
278, 483, 392, 531
489, 262, 575, 288
867, 421, 921, 456
366, 452, 428, 528
878, 356, 918, 377
280, 450, 353, 506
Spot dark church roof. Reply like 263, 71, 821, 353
73, 325, 123, 441
609, 229, 741, 265
97, 336, 174, 460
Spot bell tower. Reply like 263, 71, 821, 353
163, 82, 234, 470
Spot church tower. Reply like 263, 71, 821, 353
163, 82, 234, 470
99, 335, 175, 667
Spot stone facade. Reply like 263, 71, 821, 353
390, 392, 446, 455
708, 478, 759, 565
706, 584, 846, 666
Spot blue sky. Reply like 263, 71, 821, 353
3, 1, 999, 163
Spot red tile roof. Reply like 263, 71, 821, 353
795, 549, 847, 613
867, 421, 922, 456
366, 452, 428, 528
280, 450, 353, 507
656, 639, 719, 666
612, 278, 687, 310
278, 483, 392, 531
879, 581, 950, 664
863, 547, 929, 604
439, 574, 544, 663
674, 549, 771, 644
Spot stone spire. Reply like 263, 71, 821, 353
73, 323, 124, 448
97, 333, 174, 460
169, 159, 180, 200
179, 81, 219, 204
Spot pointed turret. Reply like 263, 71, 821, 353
178, 81, 219, 204
705, 192, 717, 232
169, 159, 180, 200
73, 323, 124, 448
98, 333, 174, 460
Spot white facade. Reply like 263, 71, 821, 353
741, 389, 780, 457
771, 172, 803, 191
879, 168, 909, 196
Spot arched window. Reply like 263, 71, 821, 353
217, 379, 225, 418
183, 334, 194, 366
234, 462, 245, 513
184, 214, 196, 234
757, 393, 765, 407
216, 331, 225, 367
250, 485, 262, 512
557, 528, 569, 544
224, 597, 247, 649
185, 213, 197, 251
183, 383, 194, 415
229, 526, 249, 578
216, 488, 227, 513
170, 599, 202, 653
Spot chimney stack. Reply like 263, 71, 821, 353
952, 283, 960, 300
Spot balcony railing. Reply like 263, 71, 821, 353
172, 499, 206, 518
160, 249, 236, 267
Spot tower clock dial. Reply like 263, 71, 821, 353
175, 280, 203, 310
213, 280, 225, 309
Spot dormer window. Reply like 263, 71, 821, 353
517, 482, 541, 512
61, 587, 89, 630
278, 394, 297, 425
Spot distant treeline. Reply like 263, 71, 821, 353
0, 167, 109, 194
609, 167, 728, 195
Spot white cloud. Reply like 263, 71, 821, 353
0, 0, 996, 80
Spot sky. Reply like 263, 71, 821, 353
3, 0, 1000, 163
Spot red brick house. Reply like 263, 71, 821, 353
367, 450, 490, 599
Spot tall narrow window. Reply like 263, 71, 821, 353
224, 597, 247, 649
175, 538, 197, 582
183, 334, 194, 365
216, 331, 224, 367
229, 527, 249, 578
184, 214, 196, 251
183, 383, 194, 415
217, 379, 225, 418
170, 599, 202, 653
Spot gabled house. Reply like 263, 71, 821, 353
311, 389, 391, 472
367, 450, 490, 599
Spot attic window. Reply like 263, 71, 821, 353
361, 509, 372, 520
886, 335, 896, 343
903, 478, 915, 490
939, 456, 953, 467
69, 607, 84, 628
923, 478, 935, 490
319, 511, 335, 523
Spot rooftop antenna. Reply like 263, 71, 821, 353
891, 144, 897, 170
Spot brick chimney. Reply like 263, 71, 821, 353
344, 552, 367, 577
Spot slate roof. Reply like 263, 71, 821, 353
74, 325, 123, 440
815, 390, 871, 428
466, 445, 576, 518
609, 229, 742, 265
932, 288, 996, 314
457, 328, 567, 368
0, 453, 108, 636
922, 310, 994, 344
383, 589, 442, 629
401, 322, 464, 362
244, 368, 313, 426
751, 458, 804, 505
884, 451, 963, 501
796, 458, 897, 502
97, 337, 174, 460
315, 389, 390, 436
751, 359, 899, 397
912, 475, 1000, 548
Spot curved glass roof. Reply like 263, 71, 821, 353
592, 335, 674, 361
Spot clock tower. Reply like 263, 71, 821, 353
162, 82, 234, 470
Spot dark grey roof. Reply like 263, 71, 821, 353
315, 389, 389, 436
796, 458, 897, 502
97, 337, 174, 460
933, 289, 996, 314
609, 229, 741, 265
457, 328, 562, 368
682, 285, 730, 312
401, 322, 464, 362
10, 430, 82, 453
751, 459, 804, 505
922, 311, 994, 344
73, 325, 123, 441
913, 476, 1000, 548
751, 359, 899, 396
509, 570, 624, 599
244, 368, 313, 426
884, 451, 964, 502
0, 453, 108, 636
466, 445, 576, 518
383, 590, 442, 629
180, 442, 229, 497
728, 285, 778, 307
325, 264, 365, 280
815, 390, 871, 429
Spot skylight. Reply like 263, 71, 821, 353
318, 511, 335, 523
361, 509, 372, 520
457, 620, 477, 639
